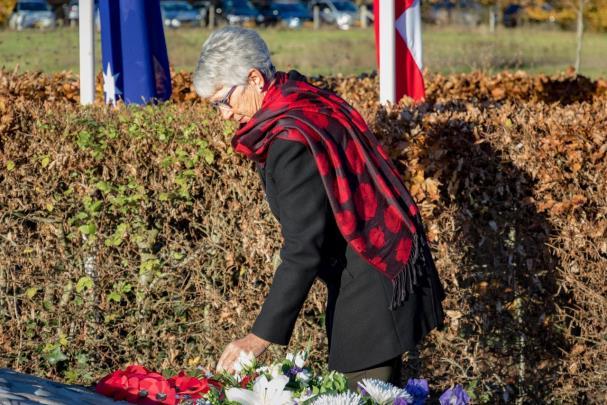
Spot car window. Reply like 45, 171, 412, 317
274, 2, 307, 12
18, 2, 50, 11
162, 2, 195, 12
224, 0, 256, 11
332, 1, 356, 12
311, 0, 330, 11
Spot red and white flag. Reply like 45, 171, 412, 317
374, 0, 425, 102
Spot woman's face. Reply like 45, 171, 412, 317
209, 69, 267, 124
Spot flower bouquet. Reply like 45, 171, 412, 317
95, 351, 470, 405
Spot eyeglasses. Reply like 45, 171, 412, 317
211, 85, 238, 111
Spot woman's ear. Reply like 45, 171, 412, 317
248, 69, 266, 92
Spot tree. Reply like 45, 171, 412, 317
0, 0, 16, 26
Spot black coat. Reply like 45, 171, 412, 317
251, 137, 446, 373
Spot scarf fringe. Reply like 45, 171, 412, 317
390, 220, 429, 310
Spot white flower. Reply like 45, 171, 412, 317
311, 392, 364, 405
233, 351, 256, 374
226, 375, 293, 405
358, 378, 413, 405
269, 364, 283, 379
255, 363, 285, 379
295, 369, 310, 382
286, 351, 307, 368
255, 366, 270, 374
294, 351, 306, 368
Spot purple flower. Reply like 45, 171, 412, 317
285, 366, 303, 378
439, 385, 471, 405
287, 367, 302, 377
405, 378, 429, 404
393, 397, 412, 405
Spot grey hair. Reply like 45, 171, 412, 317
193, 27, 276, 99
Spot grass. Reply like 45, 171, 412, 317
0, 25, 605, 78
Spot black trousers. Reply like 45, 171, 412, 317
343, 355, 402, 392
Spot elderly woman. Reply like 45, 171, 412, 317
193, 27, 446, 391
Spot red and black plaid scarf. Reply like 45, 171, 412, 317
232, 70, 429, 308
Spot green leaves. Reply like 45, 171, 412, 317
172, 252, 185, 260
105, 223, 128, 247
25, 287, 38, 299
196, 139, 215, 164
71, 195, 102, 236
107, 281, 132, 303
139, 255, 161, 274
78, 223, 96, 236
138, 254, 162, 288
75, 129, 106, 160
76, 130, 93, 149
83, 196, 103, 213
75, 276, 94, 293
95, 181, 112, 193
311, 371, 348, 395
45, 346, 68, 366
223, 121, 237, 136
201, 147, 215, 165
43, 335, 70, 366
161, 156, 175, 169
40, 155, 50, 168
174, 172, 192, 199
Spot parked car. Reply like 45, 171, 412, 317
215, 0, 265, 26
192, 0, 212, 26
63, 0, 100, 29
160, 0, 203, 27
9, 0, 56, 30
426, 0, 481, 26
259, 0, 312, 28
503, 3, 556, 28
503, 4, 523, 27
308, 0, 358, 30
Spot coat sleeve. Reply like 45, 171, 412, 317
251, 138, 329, 345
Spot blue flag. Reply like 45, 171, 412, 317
99, 0, 172, 105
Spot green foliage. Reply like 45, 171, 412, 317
0, 100, 257, 388
104, 223, 128, 247
311, 371, 348, 396
75, 276, 94, 293
107, 281, 132, 303
25, 287, 38, 299
43, 334, 70, 366
44, 346, 68, 366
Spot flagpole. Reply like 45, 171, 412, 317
379, 0, 395, 104
79, 0, 95, 105
78, 0, 99, 329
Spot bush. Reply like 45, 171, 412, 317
0, 68, 605, 403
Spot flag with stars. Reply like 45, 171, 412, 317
373, 0, 425, 101
99, 0, 172, 105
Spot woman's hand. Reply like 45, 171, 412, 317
216, 333, 270, 373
